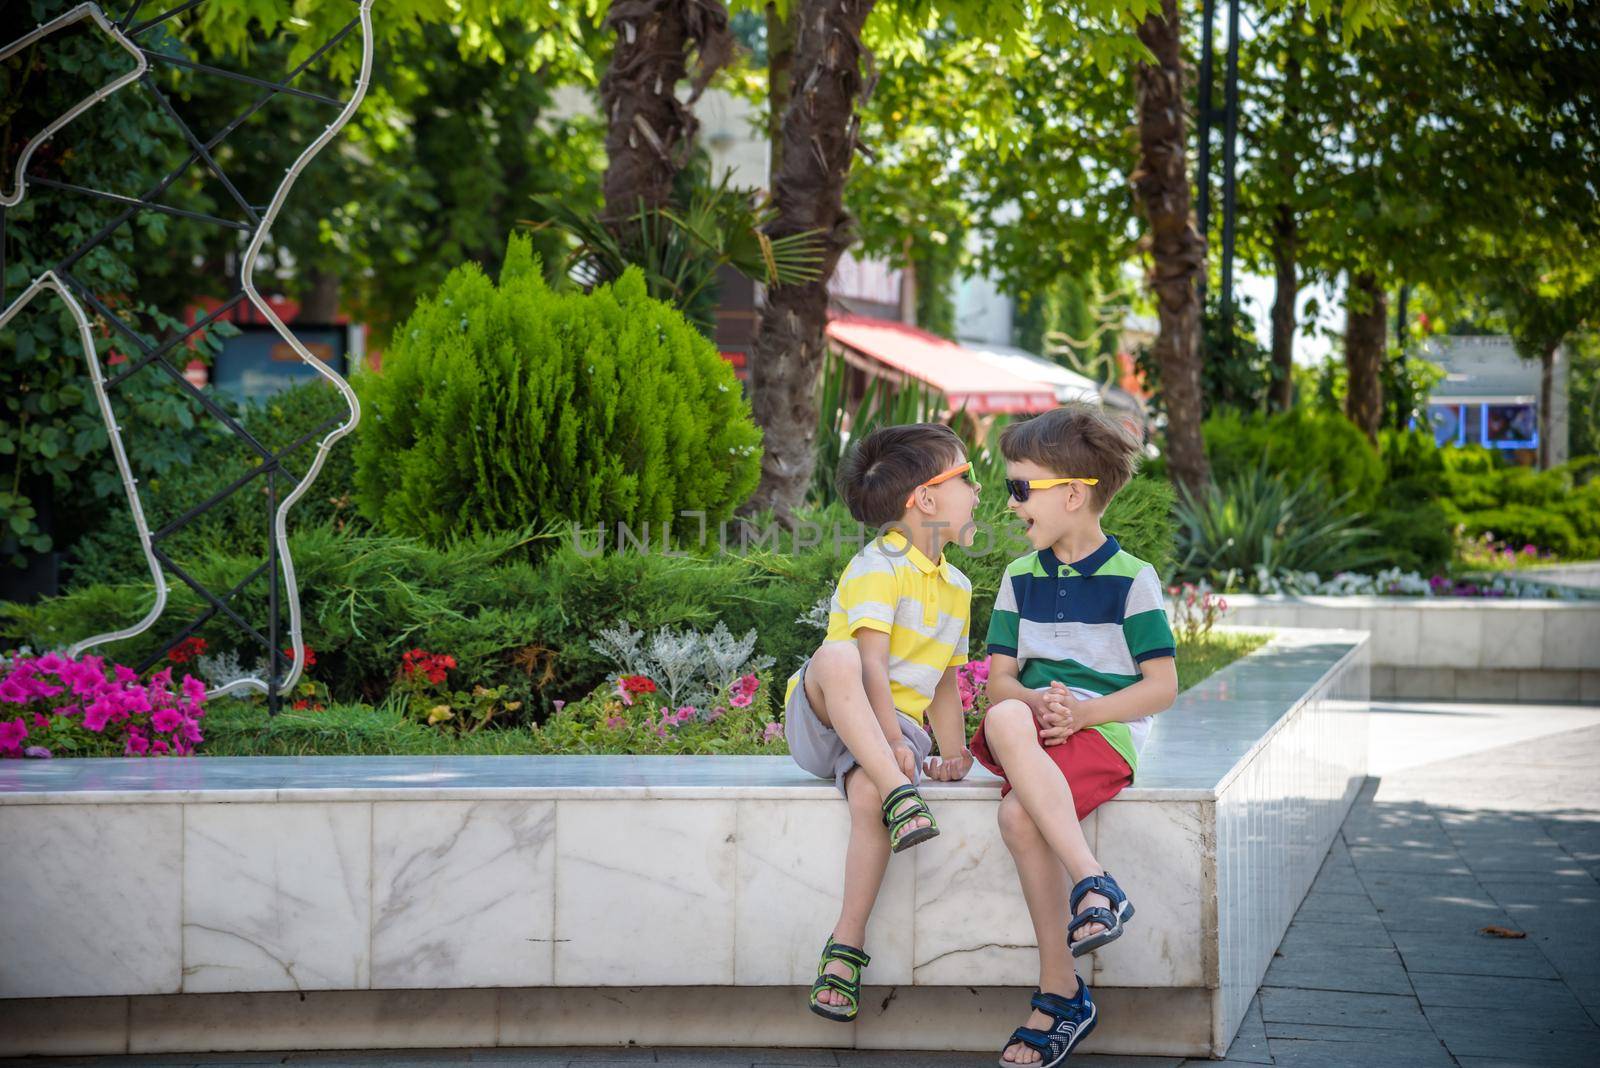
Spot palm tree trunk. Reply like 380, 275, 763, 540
1269, 203, 1297, 412
1132, 0, 1210, 496
744, 0, 877, 521
765, 2, 795, 184
599, 0, 731, 237
1344, 271, 1386, 442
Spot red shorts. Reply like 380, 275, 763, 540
968, 717, 1133, 820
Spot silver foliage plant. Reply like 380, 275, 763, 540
590, 621, 775, 711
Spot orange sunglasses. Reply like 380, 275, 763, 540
905, 461, 974, 508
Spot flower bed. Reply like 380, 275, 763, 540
1, 651, 208, 759
180, 629, 1264, 758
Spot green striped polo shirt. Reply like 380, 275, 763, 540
985, 535, 1176, 772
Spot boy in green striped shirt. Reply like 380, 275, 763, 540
969, 404, 1179, 1066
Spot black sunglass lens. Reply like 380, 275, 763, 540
1006, 479, 1029, 501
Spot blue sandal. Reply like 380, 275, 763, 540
1068, 872, 1134, 957
808, 936, 869, 1022
998, 981, 1097, 1066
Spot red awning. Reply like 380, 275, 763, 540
826, 315, 1057, 415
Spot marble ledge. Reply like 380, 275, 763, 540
0, 629, 1366, 810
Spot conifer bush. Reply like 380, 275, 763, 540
354, 233, 762, 545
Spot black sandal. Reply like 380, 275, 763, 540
1068, 872, 1134, 958
808, 936, 869, 1022
998, 981, 1097, 1067
881, 782, 940, 853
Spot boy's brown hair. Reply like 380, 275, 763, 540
999, 403, 1140, 511
837, 422, 965, 528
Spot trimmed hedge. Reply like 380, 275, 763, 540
354, 233, 761, 546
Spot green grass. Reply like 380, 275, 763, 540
195, 629, 1270, 758
1176, 630, 1270, 692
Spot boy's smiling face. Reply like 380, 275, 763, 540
1006, 458, 1094, 551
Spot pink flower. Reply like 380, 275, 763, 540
729, 690, 752, 708
553, 700, 566, 713
0, 678, 26, 704
113, 663, 140, 684
32, 712, 52, 730
23, 746, 51, 759
151, 707, 184, 733
736, 674, 760, 696
676, 705, 696, 724
151, 740, 170, 756
761, 721, 783, 745
81, 700, 113, 733
0, 717, 26, 748
124, 732, 150, 756
708, 705, 726, 721
604, 714, 627, 731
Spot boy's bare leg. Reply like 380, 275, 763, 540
817, 767, 893, 1007
998, 792, 1080, 1065
804, 642, 926, 831
981, 700, 1112, 943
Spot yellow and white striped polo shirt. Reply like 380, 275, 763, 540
786, 530, 972, 723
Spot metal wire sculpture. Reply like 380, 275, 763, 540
0, 1, 374, 712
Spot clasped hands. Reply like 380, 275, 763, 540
1037, 680, 1092, 746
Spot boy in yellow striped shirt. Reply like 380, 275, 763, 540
784, 422, 981, 1022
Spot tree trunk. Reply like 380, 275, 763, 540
765, 2, 795, 186
1132, 0, 1210, 496
298, 269, 341, 323
743, 0, 878, 521
1269, 203, 1297, 412
599, 0, 731, 236
1268, 16, 1301, 413
1344, 271, 1386, 443
1540, 340, 1556, 469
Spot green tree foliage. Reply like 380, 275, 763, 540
2, 2, 228, 570
353, 234, 762, 545
1201, 408, 1384, 512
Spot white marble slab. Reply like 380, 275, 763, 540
183, 802, 371, 992
0, 804, 182, 997
553, 798, 738, 985
908, 799, 1082, 987
731, 798, 915, 985
1094, 800, 1208, 989
371, 800, 556, 988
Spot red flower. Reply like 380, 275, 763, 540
168, 636, 208, 664
401, 649, 455, 686
292, 699, 311, 711
284, 645, 318, 667
621, 675, 657, 695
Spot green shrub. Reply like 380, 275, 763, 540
1204, 408, 1385, 513
4, 525, 558, 712
1438, 447, 1600, 558
1371, 429, 1453, 573
1173, 463, 1385, 588
353, 233, 760, 546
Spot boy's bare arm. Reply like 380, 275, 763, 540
922, 667, 973, 780
985, 653, 1050, 719
1040, 657, 1177, 744
854, 628, 905, 745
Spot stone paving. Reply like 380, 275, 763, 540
6, 699, 1598, 1068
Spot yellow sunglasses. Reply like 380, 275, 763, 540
1004, 476, 1098, 502
905, 461, 974, 508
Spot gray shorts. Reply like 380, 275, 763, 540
784, 655, 934, 796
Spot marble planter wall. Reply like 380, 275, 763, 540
0, 630, 1368, 1058
1224, 595, 1600, 702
